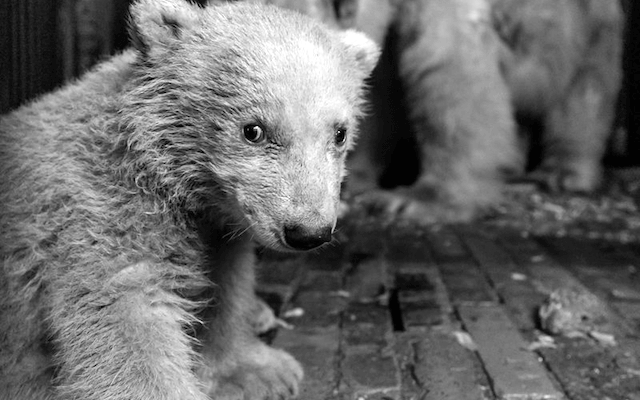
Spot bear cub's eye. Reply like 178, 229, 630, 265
335, 126, 347, 147
243, 124, 266, 144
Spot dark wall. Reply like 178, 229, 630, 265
623, 0, 640, 164
0, 0, 131, 114
0, 0, 64, 113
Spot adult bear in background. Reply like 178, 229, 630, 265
493, 0, 624, 192
0, 1, 379, 399
371, 0, 518, 222
254, 0, 624, 223
354, 0, 623, 223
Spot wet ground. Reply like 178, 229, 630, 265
256, 171, 640, 400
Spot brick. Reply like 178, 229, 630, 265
340, 303, 400, 396
300, 270, 344, 292
351, 389, 401, 400
395, 266, 435, 292
387, 229, 430, 262
401, 261, 455, 325
612, 302, 640, 330
458, 305, 564, 400
394, 263, 436, 299
256, 251, 306, 286
437, 261, 497, 305
497, 232, 596, 294
287, 291, 348, 329
400, 304, 444, 328
420, 228, 498, 305
456, 229, 548, 333
395, 328, 493, 400
343, 302, 391, 347
426, 228, 470, 262
273, 327, 340, 400
390, 260, 452, 328
341, 346, 400, 392
455, 228, 519, 288
536, 337, 640, 400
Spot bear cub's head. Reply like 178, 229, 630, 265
120, 0, 379, 251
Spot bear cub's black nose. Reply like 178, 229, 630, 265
284, 224, 332, 250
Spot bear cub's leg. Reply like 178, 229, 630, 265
196, 236, 303, 399
48, 261, 209, 400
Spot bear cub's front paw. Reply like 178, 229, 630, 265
202, 341, 303, 400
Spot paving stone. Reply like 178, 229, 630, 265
273, 327, 341, 400
393, 263, 444, 327
343, 302, 391, 347
286, 291, 348, 329
612, 302, 640, 330
426, 228, 470, 262
456, 229, 548, 333
436, 260, 498, 305
458, 304, 565, 400
300, 270, 344, 292
341, 345, 400, 393
400, 303, 445, 328
386, 229, 430, 262
344, 302, 390, 325
395, 328, 494, 400
496, 231, 598, 295
455, 228, 523, 288
423, 228, 498, 305
536, 337, 640, 400
400, 260, 456, 326
257, 251, 306, 286
395, 268, 435, 292
340, 296, 400, 397
397, 288, 438, 304
351, 388, 401, 400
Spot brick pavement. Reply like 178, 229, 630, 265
256, 217, 640, 400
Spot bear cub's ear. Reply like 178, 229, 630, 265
129, 0, 201, 57
339, 29, 381, 78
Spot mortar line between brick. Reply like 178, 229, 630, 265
458, 230, 569, 399
332, 309, 347, 398
533, 348, 574, 400
452, 307, 499, 400
331, 253, 356, 398
408, 341, 429, 399
451, 227, 506, 305
421, 232, 498, 399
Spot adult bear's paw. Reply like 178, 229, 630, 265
351, 186, 476, 225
